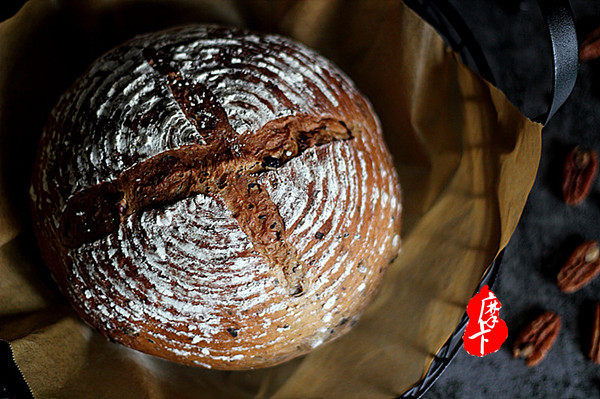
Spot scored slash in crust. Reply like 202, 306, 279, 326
59, 45, 354, 296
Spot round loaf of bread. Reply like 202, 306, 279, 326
30, 25, 401, 370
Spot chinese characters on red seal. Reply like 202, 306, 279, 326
463, 285, 508, 357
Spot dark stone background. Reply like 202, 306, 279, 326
425, 0, 600, 398
2, 1, 600, 398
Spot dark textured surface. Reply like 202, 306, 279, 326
426, 0, 600, 398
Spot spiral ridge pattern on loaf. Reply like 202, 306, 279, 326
30, 25, 402, 369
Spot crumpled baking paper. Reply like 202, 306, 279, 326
0, 0, 542, 398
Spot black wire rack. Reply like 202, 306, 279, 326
398, 253, 504, 399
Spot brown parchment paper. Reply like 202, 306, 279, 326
0, 0, 543, 398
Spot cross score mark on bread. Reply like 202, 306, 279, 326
59, 47, 353, 296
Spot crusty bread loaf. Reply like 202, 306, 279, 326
30, 25, 401, 370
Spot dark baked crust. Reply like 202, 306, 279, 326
30, 25, 401, 370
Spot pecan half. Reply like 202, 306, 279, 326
557, 241, 600, 293
513, 311, 561, 367
562, 147, 598, 205
590, 302, 600, 364
580, 26, 600, 61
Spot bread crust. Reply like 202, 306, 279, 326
30, 25, 401, 370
